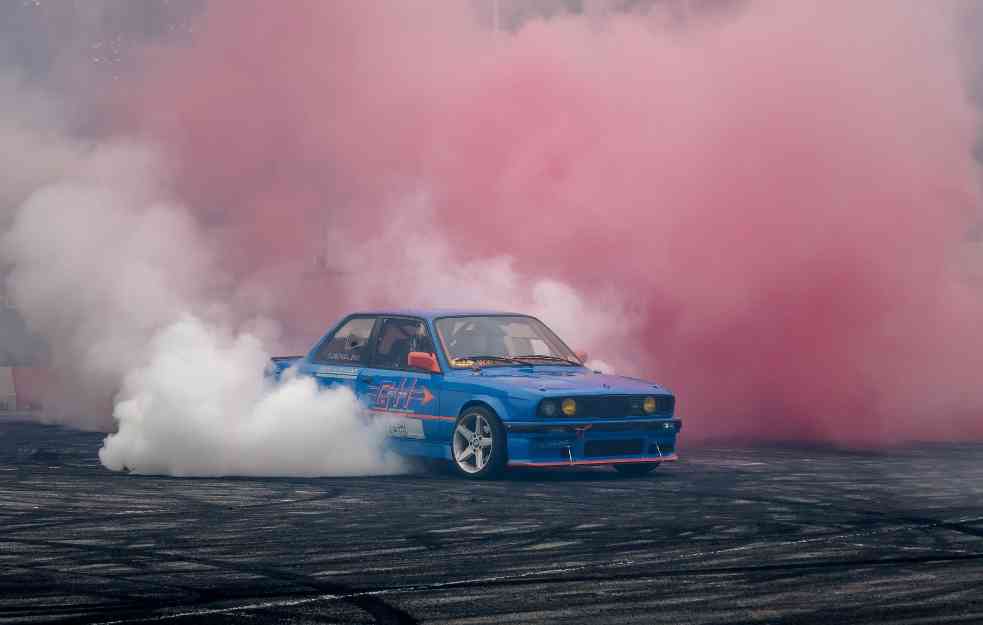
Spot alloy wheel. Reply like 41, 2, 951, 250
452, 411, 494, 474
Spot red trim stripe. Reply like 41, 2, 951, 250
368, 408, 456, 422
508, 454, 678, 468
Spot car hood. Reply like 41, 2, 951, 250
456, 367, 670, 397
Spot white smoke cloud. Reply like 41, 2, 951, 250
0, 74, 79, 232
100, 316, 402, 476
0, 76, 404, 476
3, 143, 213, 427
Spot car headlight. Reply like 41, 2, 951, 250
642, 396, 657, 414
561, 398, 577, 417
539, 400, 558, 417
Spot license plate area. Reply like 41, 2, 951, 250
583, 439, 643, 457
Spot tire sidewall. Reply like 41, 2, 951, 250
450, 407, 507, 479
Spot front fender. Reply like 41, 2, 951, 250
460, 394, 513, 422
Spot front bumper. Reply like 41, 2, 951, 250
504, 418, 682, 468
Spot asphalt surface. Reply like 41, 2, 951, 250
1, 421, 982, 625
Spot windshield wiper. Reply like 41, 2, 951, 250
453, 354, 523, 369
512, 354, 582, 366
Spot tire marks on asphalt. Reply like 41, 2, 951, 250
2, 422, 982, 625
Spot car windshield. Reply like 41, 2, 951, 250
435, 315, 581, 368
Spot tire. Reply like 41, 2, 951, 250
450, 406, 507, 479
613, 463, 659, 477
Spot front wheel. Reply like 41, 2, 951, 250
451, 407, 507, 479
613, 463, 659, 477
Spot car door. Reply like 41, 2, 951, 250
303, 315, 378, 392
356, 316, 442, 441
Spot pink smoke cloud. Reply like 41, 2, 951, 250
121, 0, 982, 444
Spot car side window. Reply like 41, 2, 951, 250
312, 316, 376, 365
370, 318, 435, 370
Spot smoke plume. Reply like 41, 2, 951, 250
0, 78, 402, 474
99, 316, 400, 476
122, 0, 983, 444
1, 0, 982, 469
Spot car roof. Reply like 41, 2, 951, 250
350, 308, 529, 321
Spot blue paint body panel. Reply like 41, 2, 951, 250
271, 309, 681, 469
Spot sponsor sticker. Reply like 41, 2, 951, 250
386, 417, 425, 439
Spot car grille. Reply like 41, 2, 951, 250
584, 439, 644, 457
571, 395, 674, 418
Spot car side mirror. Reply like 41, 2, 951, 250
575, 350, 588, 363
407, 351, 441, 373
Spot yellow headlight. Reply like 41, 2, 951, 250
642, 396, 657, 414
561, 398, 577, 416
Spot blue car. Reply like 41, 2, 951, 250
270, 309, 681, 479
